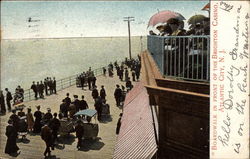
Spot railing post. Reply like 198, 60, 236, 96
161, 37, 165, 75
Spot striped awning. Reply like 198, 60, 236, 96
113, 82, 157, 159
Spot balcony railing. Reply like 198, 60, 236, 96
147, 35, 210, 82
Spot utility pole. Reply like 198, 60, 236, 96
123, 16, 134, 60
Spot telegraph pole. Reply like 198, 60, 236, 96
123, 16, 134, 60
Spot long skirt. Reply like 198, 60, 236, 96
5, 137, 19, 154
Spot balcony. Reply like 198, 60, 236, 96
147, 35, 210, 82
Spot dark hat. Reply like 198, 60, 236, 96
73, 95, 78, 98
8, 119, 13, 124
168, 18, 180, 25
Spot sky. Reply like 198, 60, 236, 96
1, 1, 209, 39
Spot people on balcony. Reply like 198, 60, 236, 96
168, 18, 186, 36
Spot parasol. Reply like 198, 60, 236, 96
148, 10, 185, 28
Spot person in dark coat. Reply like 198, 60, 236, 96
44, 79, 48, 96
131, 70, 136, 81
80, 74, 85, 90
87, 75, 92, 90
5, 120, 19, 155
17, 108, 25, 117
39, 81, 45, 98
124, 68, 129, 82
100, 85, 106, 100
52, 77, 57, 94
120, 67, 124, 81
94, 96, 103, 121
116, 113, 123, 135
35, 81, 40, 98
10, 109, 20, 132
33, 105, 43, 133
0, 90, 6, 113
126, 77, 133, 91
43, 108, 53, 124
64, 93, 71, 117
31, 81, 38, 99
41, 124, 53, 157
114, 85, 122, 107
60, 99, 68, 117
103, 67, 106, 76
73, 95, 81, 112
49, 113, 60, 146
92, 86, 99, 100
5, 88, 13, 110
48, 77, 53, 95
79, 95, 88, 110
75, 120, 84, 149
135, 67, 140, 81
121, 86, 126, 105
92, 76, 97, 88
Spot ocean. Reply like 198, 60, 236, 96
1, 36, 147, 92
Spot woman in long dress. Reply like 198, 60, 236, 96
26, 108, 34, 132
33, 106, 42, 133
5, 120, 19, 155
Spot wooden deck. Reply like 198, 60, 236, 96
0, 74, 138, 159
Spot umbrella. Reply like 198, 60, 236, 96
74, 109, 97, 117
188, 14, 207, 25
148, 10, 185, 27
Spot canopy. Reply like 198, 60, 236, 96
74, 109, 97, 117
114, 82, 158, 159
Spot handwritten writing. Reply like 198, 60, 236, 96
218, 113, 231, 147
219, 1, 233, 12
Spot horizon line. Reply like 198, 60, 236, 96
1, 35, 147, 40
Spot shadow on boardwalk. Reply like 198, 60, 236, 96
78, 137, 104, 152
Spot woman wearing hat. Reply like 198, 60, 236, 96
33, 105, 42, 133
5, 119, 19, 155
26, 108, 34, 132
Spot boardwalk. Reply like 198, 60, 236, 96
0, 73, 138, 159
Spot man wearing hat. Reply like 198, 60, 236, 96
43, 108, 53, 124
31, 81, 38, 99
73, 95, 81, 112
114, 85, 122, 107
49, 113, 60, 146
75, 120, 84, 150
100, 85, 106, 100
5, 88, 13, 110
79, 95, 88, 111
41, 123, 53, 157
5, 119, 19, 155
168, 18, 186, 36
91, 86, 99, 101
10, 109, 20, 132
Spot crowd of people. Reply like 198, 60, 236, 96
3, 56, 141, 157
76, 67, 97, 91
150, 17, 210, 36
0, 77, 57, 115
30, 77, 57, 100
